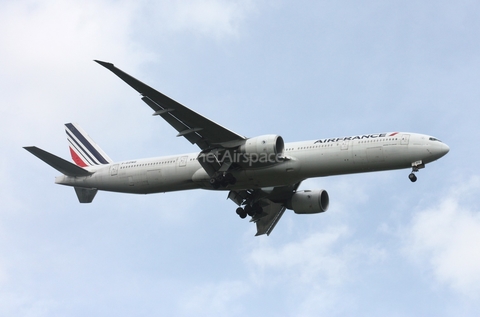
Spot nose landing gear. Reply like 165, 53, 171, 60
408, 160, 424, 183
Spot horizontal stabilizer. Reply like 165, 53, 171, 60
24, 146, 92, 177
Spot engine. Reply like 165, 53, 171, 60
236, 135, 284, 166
286, 190, 329, 214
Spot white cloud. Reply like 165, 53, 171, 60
403, 176, 480, 298
0, 0, 149, 70
245, 226, 387, 316
145, 0, 256, 39
249, 226, 350, 285
0, 0, 258, 150
0, 0, 153, 149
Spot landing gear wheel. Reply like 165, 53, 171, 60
409, 173, 417, 182
236, 207, 247, 219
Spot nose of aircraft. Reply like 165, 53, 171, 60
423, 139, 450, 163
437, 142, 450, 158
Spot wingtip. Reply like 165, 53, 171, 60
94, 60, 114, 68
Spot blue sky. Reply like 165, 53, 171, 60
1, 1, 480, 316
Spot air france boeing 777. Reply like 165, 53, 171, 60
24, 61, 450, 236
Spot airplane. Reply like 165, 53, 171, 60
24, 60, 450, 236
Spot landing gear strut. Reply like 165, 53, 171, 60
408, 160, 424, 183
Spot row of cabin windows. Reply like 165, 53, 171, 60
288, 138, 400, 151
120, 160, 176, 169
119, 137, 402, 167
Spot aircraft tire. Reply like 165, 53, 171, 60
236, 207, 247, 219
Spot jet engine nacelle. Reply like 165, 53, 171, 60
237, 135, 285, 166
286, 190, 330, 214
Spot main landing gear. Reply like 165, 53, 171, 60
236, 203, 263, 219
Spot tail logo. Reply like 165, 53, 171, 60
65, 123, 112, 167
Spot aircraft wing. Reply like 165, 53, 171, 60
229, 182, 302, 236
95, 60, 246, 150
252, 202, 287, 236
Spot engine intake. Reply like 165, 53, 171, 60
286, 190, 329, 214
235, 135, 284, 166
239, 135, 284, 156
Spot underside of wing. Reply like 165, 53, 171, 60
95, 60, 246, 150
252, 202, 287, 236
228, 182, 302, 236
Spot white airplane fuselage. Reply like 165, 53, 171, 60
24, 60, 451, 236
55, 132, 449, 194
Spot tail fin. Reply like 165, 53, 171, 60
65, 123, 113, 167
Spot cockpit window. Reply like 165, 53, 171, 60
429, 137, 441, 142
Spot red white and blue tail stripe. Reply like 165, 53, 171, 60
65, 123, 113, 167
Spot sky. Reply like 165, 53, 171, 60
1, 0, 480, 316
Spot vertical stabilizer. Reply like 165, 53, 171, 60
65, 123, 113, 167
